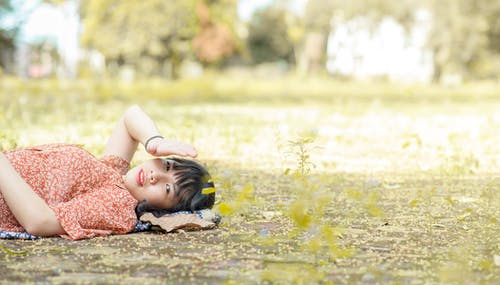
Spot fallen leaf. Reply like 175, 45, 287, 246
0, 246, 28, 256
262, 211, 278, 220
454, 196, 479, 203
383, 183, 401, 189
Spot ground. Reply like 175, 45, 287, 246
0, 76, 499, 284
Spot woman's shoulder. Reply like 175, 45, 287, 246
4, 143, 87, 157
98, 154, 130, 175
28, 143, 131, 173
17, 143, 85, 151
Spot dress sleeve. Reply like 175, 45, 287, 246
49, 185, 138, 240
99, 155, 130, 175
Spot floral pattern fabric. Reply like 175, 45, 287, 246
0, 144, 138, 240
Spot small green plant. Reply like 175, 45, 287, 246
286, 137, 316, 177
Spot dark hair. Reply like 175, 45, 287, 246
135, 157, 215, 218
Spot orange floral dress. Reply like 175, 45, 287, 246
0, 144, 138, 240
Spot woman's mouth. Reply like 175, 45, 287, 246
137, 169, 145, 186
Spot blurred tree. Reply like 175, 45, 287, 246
192, 0, 237, 66
475, 0, 500, 79
246, 6, 294, 64
426, 0, 497, 81
79, 0, 238, 78
0, 0, 17, 73
301, 0, 500, 81
303, 0, 334, 33
486, 3, 500, 54
302, 0, 420, 74
43, 0, 66, 4
285, 12, 305, 72
0, 0, 14, 34
300, 0, 334, 74
79, 0, 198, 78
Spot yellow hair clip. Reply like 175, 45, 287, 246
202, 187, 216, 194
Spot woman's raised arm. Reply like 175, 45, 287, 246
103, 105, 197, 162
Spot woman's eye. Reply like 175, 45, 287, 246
165, 184, 171, 194
165, 161, 170, 171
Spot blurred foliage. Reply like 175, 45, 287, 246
79, 0, 238, 78
303, 0, 500, 81
0, 0, 16, 70
79, 0, 198, 78
193, 1, 238, 66
427, 0, 500, 81
246, 7, 294, 65
0, 0, 14, 36
300, 0, 421, 72
3, 0, 500, 81
303, 0, 419, 33
487, 4, 500, 54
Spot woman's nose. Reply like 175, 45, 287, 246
149, 170, 157, 184
149, 170, 166, 185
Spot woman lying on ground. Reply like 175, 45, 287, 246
0, 105, 215, 240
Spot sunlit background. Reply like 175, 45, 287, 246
0, 1, 499, 284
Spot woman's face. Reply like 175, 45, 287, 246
123, 158, 181, 209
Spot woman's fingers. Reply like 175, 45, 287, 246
149, 139, 197, 158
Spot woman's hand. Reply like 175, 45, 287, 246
145, 137, 197, 158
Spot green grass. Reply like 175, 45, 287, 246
0, 75, 499, 284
